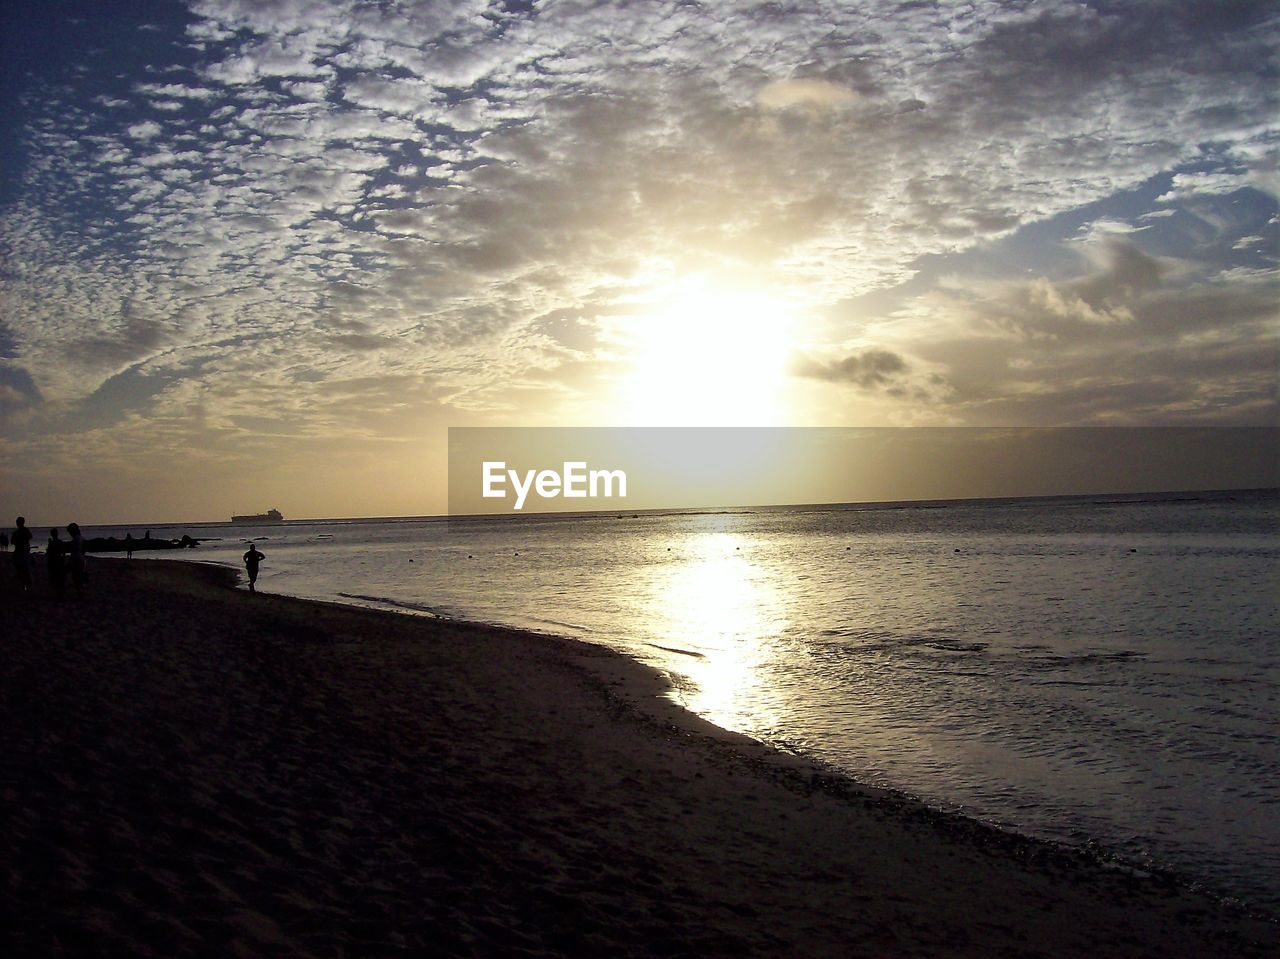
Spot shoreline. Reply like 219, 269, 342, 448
207, 557, 1276, 916
4, 558, 1277, 956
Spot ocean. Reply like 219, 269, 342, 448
90, 489, 1280, 911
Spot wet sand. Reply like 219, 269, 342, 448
2, 558, 1276, 957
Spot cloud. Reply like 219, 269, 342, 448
342, 75, 438, 116
126, 120, 163, 140
3, 0, 1277, 493
64, 315, 169, 368
1023, 277, 1134, 326
881, 240, 1279, 424
756, 78, 859, 112
201, 36, 324, 85
135, 82, 217, 101
791, 348, 908, 389
0, 367, 42, 420
1159, 171, 1257, 201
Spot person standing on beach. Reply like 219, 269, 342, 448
243, 544, 265, 593
66, 523, 87, 598
46, 528, 67, 600
11, 517, 33, 593
125, 532, 134, 559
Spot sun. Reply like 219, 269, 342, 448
613, 276, 799, 426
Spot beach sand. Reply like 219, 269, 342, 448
2, 558, 1276, 957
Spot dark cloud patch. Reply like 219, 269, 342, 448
827, 180, 1279, 354
966, 0, 1275, 96
1073, 240, 1164, 301
1138, 283, 1278, 340
982, 240, 1168, 334
791, 348, 909, 389
0, 365, 42, 419
941, 351, 1279, 426
0, 319, 18, 359
64, 315, 168, 368
904, 251, 1279, 424
58, 363, 181, 432
983, 239, 1277, 345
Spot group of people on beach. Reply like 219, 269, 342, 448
7, 516, 88, 599
5, 516, 268, 596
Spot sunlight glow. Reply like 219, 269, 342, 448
650, 531, 789, 730
616, 277, 799, 426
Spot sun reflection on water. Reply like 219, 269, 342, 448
648, 530, 791, 732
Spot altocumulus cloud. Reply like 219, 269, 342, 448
0, 0, 1277, 510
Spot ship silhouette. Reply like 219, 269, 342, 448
230, 508, 284, 524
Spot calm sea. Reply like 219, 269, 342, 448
92, 490, 1280, 911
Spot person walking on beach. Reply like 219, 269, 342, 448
46, 528, 67, 600
66, 522, 87, 598
125, 532, 134, 559
243, 544, 265, 593
11, 517, 33, 593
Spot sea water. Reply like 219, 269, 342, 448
94, 490, 1280, 911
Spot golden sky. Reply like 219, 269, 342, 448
1, 1, 1277, 522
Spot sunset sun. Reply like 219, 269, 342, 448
616, 278, 799, 426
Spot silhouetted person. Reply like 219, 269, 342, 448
243, 544, 265, 593
66, 522, 87, 598
125, 532, 134, 559
11, 517, 33, 593
46, 528, 67, 600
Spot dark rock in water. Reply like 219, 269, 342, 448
85, 535, 202, 553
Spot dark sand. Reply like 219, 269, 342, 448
2, 559, 1276, 957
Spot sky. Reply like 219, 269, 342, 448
1, 0, 1277, 523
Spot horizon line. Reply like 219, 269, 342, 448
60, 485, 1280, 531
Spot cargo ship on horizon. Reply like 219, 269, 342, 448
230, 508, 284, 524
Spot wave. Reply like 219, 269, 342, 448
336, 592, 446, 617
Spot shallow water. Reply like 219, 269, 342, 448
96, 490, 1280, 911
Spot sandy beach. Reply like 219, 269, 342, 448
2, 558, 1276, 957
